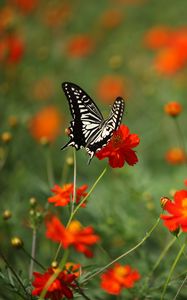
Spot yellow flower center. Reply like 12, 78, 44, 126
182, 198, 187, 208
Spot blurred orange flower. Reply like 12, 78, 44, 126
97, 75, 126, 103
29, 106, 62, 143
145, 27, 187, 75
165, 148, 186, 165
65, 262, 81, 277
32, 77, 55, 101
11, 0, 37, 14
48, 183, 88, 207
160, 189, 187, 232
0, 6, 15, 32
144, 26, 171, 49
0, 34, 24, 64
155, 48, 186, 75
45, 216, 100, 257
100, 10, 123, 29
164, 101, 182, 117
101, 263, 140, 295
66, 35, 95, 58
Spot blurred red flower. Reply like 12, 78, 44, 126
29, 106, 63, 143
165, 148, 186, 165
155, 48, 186, 75
45, 216, 100, 257
43, 4, 71, 28
48, 184, 88, 207
96, 124, 140, 168
144, 26, 171, 49
67, 35, 94, 58
0, 34, 24, 64
101, 263, 140, 295
11, 0, 37, 14
97, 75, 126, 103
160, 189, 187, 232
145, 27, 187, 75
164, 101, 182, 117
32, 268, 76, 300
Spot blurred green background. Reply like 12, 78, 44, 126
0, 0, 187, 299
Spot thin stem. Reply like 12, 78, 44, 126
29, 229, 37, 281
161, 240, 186, 300
22, 247, 45, 270
39, 249, 69, 300
71, 149, 77, 214
174, 118, 187, 164
83, 217, 160, 283
173, 273, 187, 300
45, 146, 54, 188
0, 249, 30, 298
53, 167, 107, 261
66, 167, 107, 229
140, 235, 177, 296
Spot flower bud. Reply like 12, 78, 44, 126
30, 197, 37, 207
164, 102, 182, 117
11, 237, 23, 248
51, 261, 58, 268
39, 137, 50, 146
66, 157, 73, 166
3, 210, 12, 220
160, 197, 170, 208
1, 132, 12, 143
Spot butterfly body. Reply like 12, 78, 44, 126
61, 82, 124, 163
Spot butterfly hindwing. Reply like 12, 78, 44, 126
61, 82, 125, 163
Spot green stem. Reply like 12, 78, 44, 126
174, 118, 187, 163
29, 228, 37, 281
71, 149, 77, 214
39, 249, 69, 300
173, 273, 187, 300
161, 240, 186, 300
45, 146, 54, 188
83, 217, 160, 283
66, 167, 107, 228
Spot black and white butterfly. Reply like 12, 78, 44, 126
61, 82, 125, 164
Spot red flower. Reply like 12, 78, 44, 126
164, 101, 182, 117
96, 124, 140, 168
32, 268, 76, 300
0, 34, 24, 64
160, 189, 187, 232
66, 35, 95, 58
48, 184, 88, 207
45, 216, 99, 257
101, 263, 140, 295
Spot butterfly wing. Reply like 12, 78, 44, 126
61, 82, 104, 150
85, 97, 125, 163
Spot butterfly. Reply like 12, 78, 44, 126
61, 82, 125, 164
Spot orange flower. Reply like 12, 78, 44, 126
29, 106, 62, 143
45, 216, 100, 257
65, 262, 81, 277
164, 101, 182, 117
101, 263, 140, 295
155, 48, 186, 75
165, 148, 186, 165
100, 10, 123, 29
0, 6, 15, 32
97, 75, 126, 103
11, 0, 37, 14
144, 26, 171, 49
66, 35, 94, 58
160, 189, 187, 232
48, 184, 88, 207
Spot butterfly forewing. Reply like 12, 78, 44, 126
61, 82, 125, 163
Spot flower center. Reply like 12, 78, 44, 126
182, 198, 187, 208
112, 133, 122, 148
